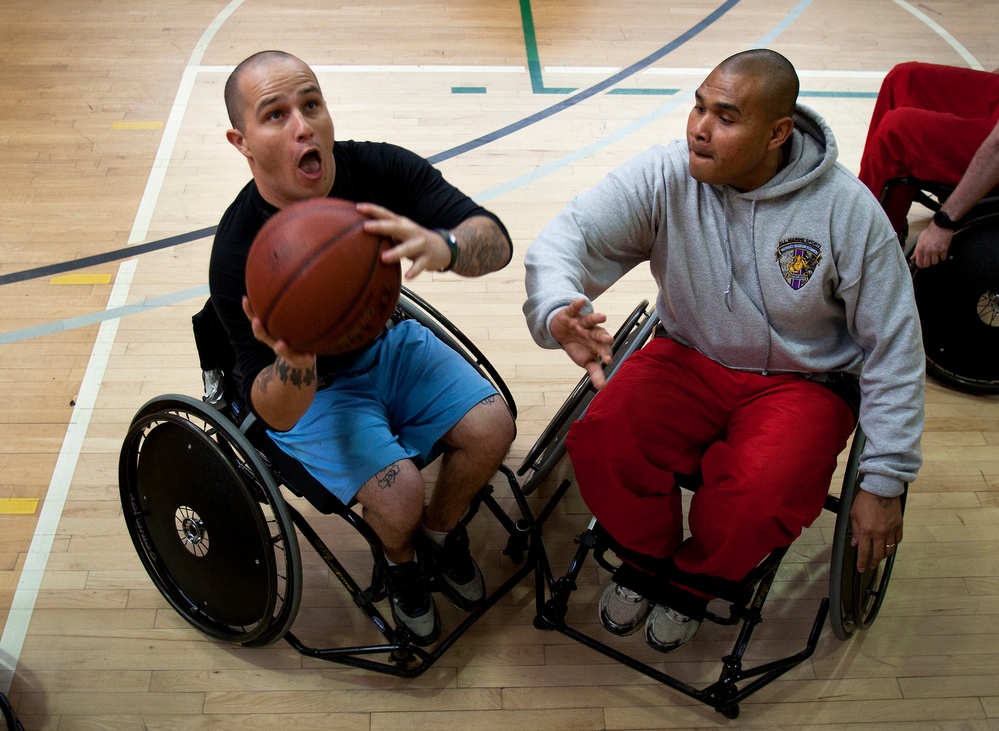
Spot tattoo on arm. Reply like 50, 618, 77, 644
877, 497, 893, 509
258, 357, 316, 392
454, 217, 512, 276
480, 394, 496, 405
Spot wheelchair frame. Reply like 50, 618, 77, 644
119, 287, 536, 677
518, 300, 904, 719
118, 293, 904, 717
883, 176, 999, 394
1, 691, 25, 731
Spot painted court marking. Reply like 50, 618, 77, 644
0, 0, 984, 695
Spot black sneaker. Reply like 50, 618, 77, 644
418, 522, 485, 611
384, 560, 440, 646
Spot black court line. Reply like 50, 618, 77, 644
0, 227, 217, 287
428, 0, 739, 164
1, 1, 740, 287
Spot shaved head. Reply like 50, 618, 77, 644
222, 50, 336, 207
716, 49, 799, 121
225, 50, 313, 130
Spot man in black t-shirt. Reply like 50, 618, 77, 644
209, 50, 514, 646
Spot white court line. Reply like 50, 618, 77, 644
196, 64, 526, 74
0, 0, 248, 696
0, 0, 975, 695
198, 62, 887, 78
547, 67, 889, 79
892, 0, 983, 70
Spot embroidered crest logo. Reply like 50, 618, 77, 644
775, 238, 822, 290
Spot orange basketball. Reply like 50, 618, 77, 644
245, 197, 402, 355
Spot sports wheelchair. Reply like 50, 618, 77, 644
1, 691, 25, 731
881, 177, 999, 394
118, 287, 536, 676
517, 300, 906, 719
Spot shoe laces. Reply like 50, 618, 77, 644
648, 605, 698, 645
616, 585, 644, 602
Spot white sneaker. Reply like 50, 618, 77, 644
645, 604, 700, 653
598, 582, 650, 636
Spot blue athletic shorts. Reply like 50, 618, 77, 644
266, 319, 498, 503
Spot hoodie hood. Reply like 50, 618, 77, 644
740, 104, 838, 202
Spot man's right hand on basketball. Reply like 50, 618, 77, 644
551, 298, 614, 389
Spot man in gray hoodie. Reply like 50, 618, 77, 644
523, 49, 924, 653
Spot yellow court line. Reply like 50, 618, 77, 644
51, 273, 113, 285
0, 498, 38, 515
112, 121, 164, 130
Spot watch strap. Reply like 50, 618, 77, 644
434, 228, 459, 271
932, 210, 960, 230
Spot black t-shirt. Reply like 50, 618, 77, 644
209, 140, 511, 410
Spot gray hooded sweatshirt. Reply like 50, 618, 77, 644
524, 104, 923, 498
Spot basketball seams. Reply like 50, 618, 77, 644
249, 200, 361, 324
267, 217, 370, 329
245, 197, 402, 355
306, 236, 399, 353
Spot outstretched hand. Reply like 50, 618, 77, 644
550, 297, 615, 389
849, 490, 903, 573
357, 201, 452, 279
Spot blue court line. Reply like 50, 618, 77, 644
0, 286, 210, 345
0, 0, 742, 296
2, 0, 851, 344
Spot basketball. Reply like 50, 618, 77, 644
245, 197, 402, 356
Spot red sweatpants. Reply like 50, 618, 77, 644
857, 62, 999, 230
565, 337, 855, 588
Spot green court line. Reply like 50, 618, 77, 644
452, 86, 487, 94
519, 0, 576, 94
608, 88, 682, 95
801, 91, 878, 98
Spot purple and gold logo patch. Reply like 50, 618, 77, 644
775, 238, 822, 290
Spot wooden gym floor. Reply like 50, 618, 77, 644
1, 0, 998, 728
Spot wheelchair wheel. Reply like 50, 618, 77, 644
119, 394, 302, 647
517, 299, 658, 494
828, 426, 905, 640
914, 214, 999, 394
1, 692, 25, 731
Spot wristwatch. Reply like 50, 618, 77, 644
434, 228, 458, 271
932, 210, 960, 230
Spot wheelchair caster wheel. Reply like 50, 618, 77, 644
533, 614, 554, 631
714, 685, 740, 719
536, 598, 567, 628
390, 647, 422, 671
503, 534, 527, 565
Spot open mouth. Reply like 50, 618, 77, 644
299, 150, 322, 176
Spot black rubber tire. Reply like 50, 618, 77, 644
119, 394, 302, 646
